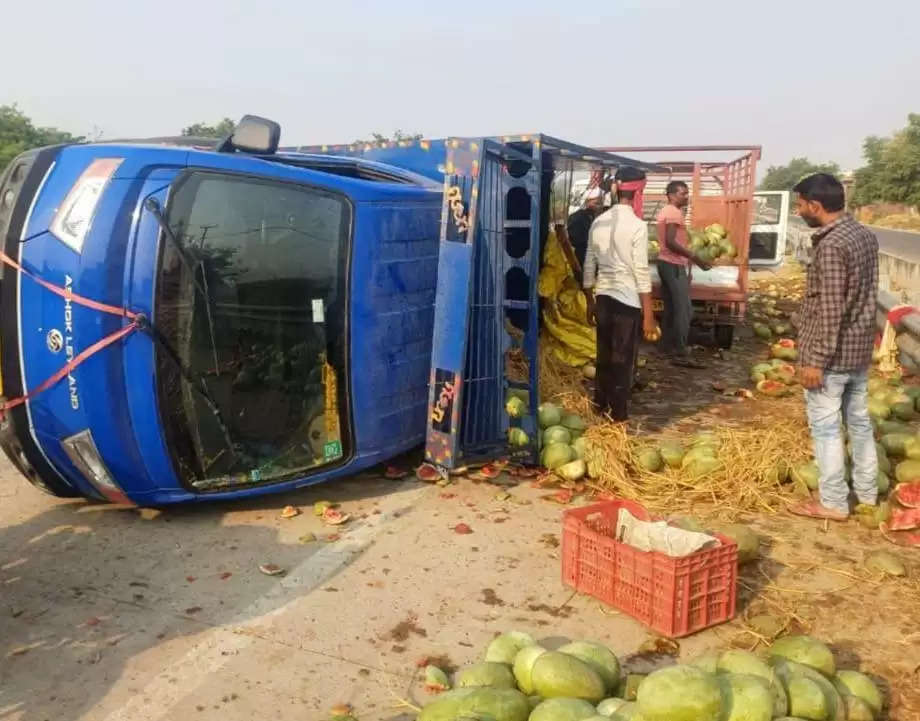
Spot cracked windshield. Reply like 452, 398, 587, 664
155, 171, 349, 489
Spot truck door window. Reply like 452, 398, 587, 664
155, 171, 350, 490
753, 194, 783, 225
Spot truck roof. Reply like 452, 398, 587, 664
94, 136, 440, 188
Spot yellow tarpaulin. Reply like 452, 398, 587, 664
538, 228, 596, 367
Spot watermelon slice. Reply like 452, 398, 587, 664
476, 463, 502, 479
894, 482, 920, 508
321, 507, 350, 525
757, 380, 789, 397
880, 528, 920, 547
777, 338, 796, 349
416, 463, 442, 482
384, 465, 408, 480
882, 507, 920, 532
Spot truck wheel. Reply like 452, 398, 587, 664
714, 324, 734, 349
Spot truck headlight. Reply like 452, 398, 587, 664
50, 158, 123, 253
61, 429, 132, 504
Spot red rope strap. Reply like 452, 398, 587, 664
0, 250, 140, 418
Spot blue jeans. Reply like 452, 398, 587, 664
804, 370, 878, 513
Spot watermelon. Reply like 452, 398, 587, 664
833, 671, 883, 716
558, 641, 621, 695
884, 506, 920, 531
538, 403, 563, 429
718, 673, 774, 721
771, 344, 798, 362
710, 525, 760, 563
876, 419, 911, 436
659, 441, 686, 468
416, 464, 442, 482
892, 401, 918, 421
542, 443, 575, 470
528, 698, 597, 721
512, 645, 547, 695
792, 462, 820, 491
417, 687, 530, 721
543, 425, 573, 445
531, 652, 606, 702
868, 398, 891, 421
881, 433, 914, 456
558, 459, 587, 482
757, 380, 789, 397
456, 662, 517, 689
785, 676, 829, 720
485, 632, 536, 665
894, 481, 920, 507
506, 395, 526, 418
895, 460, 920, 484
770, 636, 836, 678
562, 414, 588, 438
637, 666, 723, 721
508, 428, 530, 447
637, 448, 664, 472
706, 222, 727, 239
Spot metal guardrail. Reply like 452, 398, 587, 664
877, 290, 920, 372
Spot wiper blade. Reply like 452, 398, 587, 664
138, 316, 237, 474
144, 196, 221, 373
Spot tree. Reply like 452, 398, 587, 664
851, 113, 920, 208
758, 157, 841, 191
181, 118, 236, 138
1, 104, 83, 173
353, 129, 423, 146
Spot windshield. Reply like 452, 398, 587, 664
155, 170, 350, 490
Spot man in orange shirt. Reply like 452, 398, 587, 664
655, 181, 712, 368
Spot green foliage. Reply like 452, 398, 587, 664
0, 104, 83, 173
353, 129, 423, 146
758, 157, 841, 191
181, 118, 236, 138
851, 113, 920, 208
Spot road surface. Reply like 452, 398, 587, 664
870, 224, 920, 263
788, 216, 920, 264
2, 314, 919, 719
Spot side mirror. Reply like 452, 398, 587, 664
217, 115, 281, 155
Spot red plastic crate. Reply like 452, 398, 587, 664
562, 499, 738, 638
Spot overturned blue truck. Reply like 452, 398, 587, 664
0, 116, 660, 505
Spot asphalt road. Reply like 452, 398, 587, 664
788, 216, 920, 263
869, 224, 920, 263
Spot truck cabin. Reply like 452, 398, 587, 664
0, 116, 442, 505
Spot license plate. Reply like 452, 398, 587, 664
652, 300, 664, 312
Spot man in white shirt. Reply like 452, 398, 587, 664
582, 166, 657, 421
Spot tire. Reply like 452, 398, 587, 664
714, 323, 735, 349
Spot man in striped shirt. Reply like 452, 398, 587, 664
583, 166, 657, 421
789, 173, 879, 521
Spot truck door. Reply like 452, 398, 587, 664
424, 139, 541, 470
749, 191, 789, 266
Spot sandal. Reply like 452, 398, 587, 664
787, 499, 849, 521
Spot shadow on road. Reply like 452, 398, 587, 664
0, 468, 413, 721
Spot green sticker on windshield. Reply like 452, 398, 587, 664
323, 441, 342, 461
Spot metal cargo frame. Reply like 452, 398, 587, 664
425, 135, 662, 470
598, 146, 760, 318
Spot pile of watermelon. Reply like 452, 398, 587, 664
747, 340, 799, 398
688, 223, 737, 264
413, 631, 888, 721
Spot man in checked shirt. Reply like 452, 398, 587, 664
789, 174, 879, 521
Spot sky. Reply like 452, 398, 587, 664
3, 0, 918, 174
